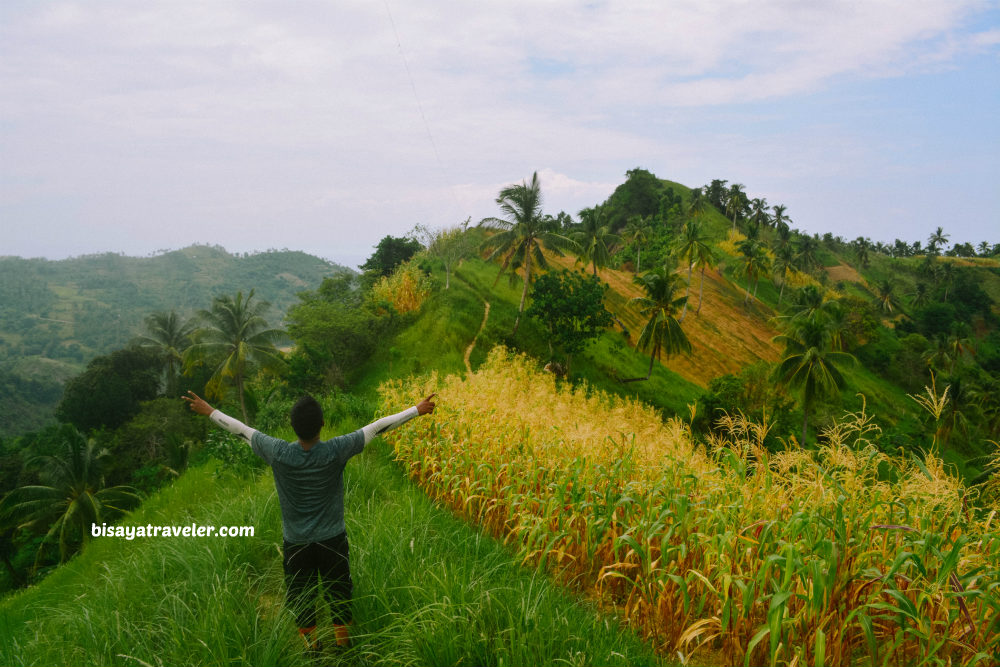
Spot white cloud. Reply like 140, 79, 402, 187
0, 0, 997, 262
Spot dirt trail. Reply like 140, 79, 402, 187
464, 300, 491, 373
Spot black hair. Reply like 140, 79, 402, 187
290, 395, 324, 441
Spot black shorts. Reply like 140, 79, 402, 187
282, 531, 353, 628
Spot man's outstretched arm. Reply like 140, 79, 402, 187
361, 393, 436, 445
182, 391, 257, 444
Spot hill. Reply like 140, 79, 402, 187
0, 245, 350, 437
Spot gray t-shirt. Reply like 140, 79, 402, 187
250, 429, 365, 544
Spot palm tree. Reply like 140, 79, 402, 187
726, 183, 747, 232
909, 281, 931, 309
479, 172, 578, 336
875, 279, 899, 315
675, 219, 715, 321
772, 204, 789, 231
622, 268, 691, 382
795, 235, 821, 274
0, 426, 140, 565
184, 289, 285, 422
136, 311, 195, 397
737, 238, 771, 304
573, 206, 619, 276
773, 318, 855, 444
623, 216, 650, 273
749, 197, 771, 229
928, 227, 950, 255
772, 244, 795, 306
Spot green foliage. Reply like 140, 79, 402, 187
56, 346, 162, 432
526, 270, 613, 374
104, 398, 206, 490
184, 289, 285, 422
480, 171, 580, 336
359, 235, 423, 281
696, 363, 798, 446
285, 274, 384, 391
0, 426, 140, 565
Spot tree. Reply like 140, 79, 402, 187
622, 268, 691, 382
622, 216, 650, 273
928, 227, 950, 255
573, 206, 619, 276
416, 222, 473, 289
772, 244, 795, 306
479, 172, 578, 336
526, 270, 613, 375
359, 235, 423, 280
56, 346, 162, 432
674, 218, 715, 321
0, 426, 140, 565
773, 318, 856, 444
875, 279, 899, 315
749, 197, 771, 230
285, 274, 380, 391
726, 183, 747, 232
737, 238, 771, 305
184, 290, 284, 422
795, 235, 821, 274
136, 311, 195, 397
772, 204, 790, 231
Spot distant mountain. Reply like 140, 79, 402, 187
0, 245, 351, 437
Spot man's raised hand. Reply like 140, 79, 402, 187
416, 393, 437, 416
182, 390, 214, 416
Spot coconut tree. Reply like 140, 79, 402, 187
795, 234, 822, 274
0, 426, 140, 565
875, 279, 899, 315
772, 204, 789, 231
573, 206, 619, 276
726, 183, 748, 232
184, 289, 285, 422
621, 268, 691, 382
773, 317, 856, 444
772, 243, 795, 306
623, 216, 650, 273
737, 238, 771, 305
675, 218, 716, 321
749, 197, 771, 230
928, 226, 950, 255
479, 172, 578, 336
136, 311, 195, 397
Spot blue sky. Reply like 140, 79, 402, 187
1, 1, 997, 268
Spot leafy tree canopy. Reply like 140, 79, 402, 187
526, 270, 613, 373
55, 346, 162, 432
360, 235, 424, 279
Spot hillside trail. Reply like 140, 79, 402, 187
464, 299, 491, 373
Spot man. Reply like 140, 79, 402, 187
183, 389, 436, 652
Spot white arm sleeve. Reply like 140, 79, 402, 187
209, 409, 257, 445
361, 406, 420, 445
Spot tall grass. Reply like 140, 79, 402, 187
1, 417, 667, 666
381, 347, 1000, 666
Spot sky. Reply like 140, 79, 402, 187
1, 1, 998, 269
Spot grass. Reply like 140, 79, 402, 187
0, 418, 670, 667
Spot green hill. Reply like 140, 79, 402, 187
0, 245, 350, 437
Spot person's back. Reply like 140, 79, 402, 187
184, 390, 436, 653
252, 428, 364, 544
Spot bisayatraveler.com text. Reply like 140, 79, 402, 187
92, 523, 255, 540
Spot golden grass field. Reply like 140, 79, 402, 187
381, 349, 1000, 666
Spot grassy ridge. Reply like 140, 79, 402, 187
0, 420, 668, 666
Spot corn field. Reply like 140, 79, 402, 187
380, 347, 999, 666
